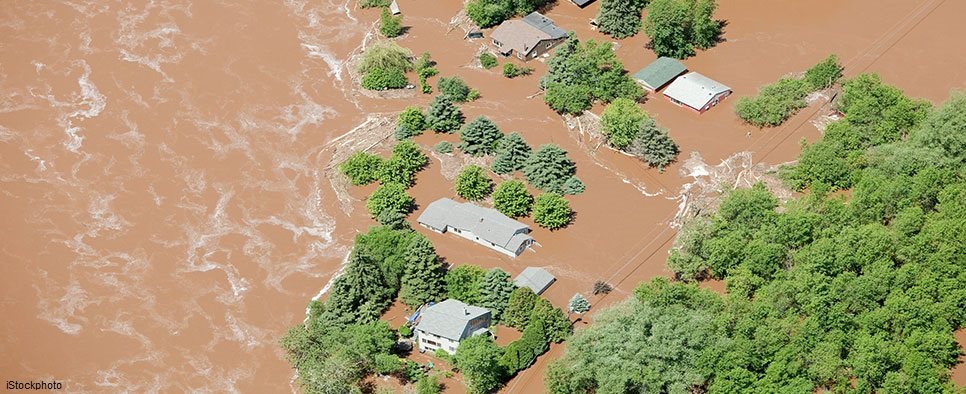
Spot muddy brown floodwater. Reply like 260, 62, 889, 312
1, 0, 964, 392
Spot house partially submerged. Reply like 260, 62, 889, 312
417, 198, 534, 257
491, 12, 567, 61
513, 267, 556, 295
663, 71, 732, 113
634, 57, 688, 92
571, 0, 596, 7
414, 299, 491, 354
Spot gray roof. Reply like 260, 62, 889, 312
571, 0, 595, 7
417, 198, 532, 252
389, 0, 400, 14
514, 267, 556, 295
491, 12, 566, 56
415, 299, 490, 340
663, 72, 731, 110
634, 57, 687, 90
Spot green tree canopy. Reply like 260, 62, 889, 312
478, 268, 517, 321
366, 182, 415, 222
445, 265, 487, 304
596, 0, 647, 39
438, 76, 477, 103
533, 192, 574, 230
492, 179, 534, 218
503, 287, 538, 329
340, 151, 383, 186
459, 116, 504, 156
492, 132, 532, 174
426, 95, 465, 133
644, 0, 721, 59
524, 144, 576, 193
358, 41, 413, 74
455, 335, 506, 394
541, 37, 645, 114
455, 165, 494, 201
379, 8, 403, 38
399, 235, 446, 308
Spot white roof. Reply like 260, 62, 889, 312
513, 267, 556, 295
415, 299, 490, 340
417, 198, 532, 253
663, 72, 731, 110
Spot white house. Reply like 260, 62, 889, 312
414, 299, 491, 355
417, 198, 534, 257
663, 71, 732, 113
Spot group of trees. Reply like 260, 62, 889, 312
465, 0, 550, 28
540, 36, 645, 114
600, 98, 680, 169
782, 73, 931, 189
445, 266, 572, 393
282, 226, 446, 392
358, 41, 413, 90
735, 55, 844, 127
339, 140, 429, 226
447, 116, 578, 229
644, 0, 721, 58
557, 78, 965, 393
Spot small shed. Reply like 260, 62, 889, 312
634, 57, 688, 92
514, 267, 556, 295
389, 0, 400, 14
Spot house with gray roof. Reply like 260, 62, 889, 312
490, 12, 567, 61
514, 267, 556, 295
663, 71, 732, 113
414, 299, 491, 354
634, 57, 688, 91
417, 198, 534, 257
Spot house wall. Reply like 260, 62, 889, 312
444, 226, 522, 257
698, 90, 732, 113
415, 330, 461, 355
520, 38, 565, 61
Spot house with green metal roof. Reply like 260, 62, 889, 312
633, 57, 688, 91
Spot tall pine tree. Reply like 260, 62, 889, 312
324, 249, 393, 325
628, 119, 679, 169
459, 116, 504, 156
596, 0, 647, 39
426, 95, 465, 133
524, 144, 576, 193
478, 268, 516, 321
503, 287, 538, 329
399, 235, 446, 308
492, 132, 532, 174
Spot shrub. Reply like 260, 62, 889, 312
592, 280, 613, 295
533, 193, 573, 230
415, 374, 442, 394
340, 151, 383, 185
379, 8, 403, 38
434, 140, 453, 154
397, 106, 426, 140
480, 53, 498, 69
358, 41, 413, 74
438, 76, 477, 102
734, 77, 811, 127
455, 165, 494, 201
359, 0, 390, 8
361, 68, 408, 90
398, 324, 413, 337
503, 63, 533, 78
561, 176, 586, 195
493, 180, 533, 218
804, 54, 844, 90
366, 182, 415, 220
374, 354, 403, 375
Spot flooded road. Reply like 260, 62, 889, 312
2, 0, 964, 392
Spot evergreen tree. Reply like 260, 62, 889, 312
492, 132, 532, 174
446, 265, 487, 304
366, 182, 415, 220
459, 116, 504, 156
492, 180, 534, 218
568, 293, 591, 314
425, 95, 465, 133
455, 165, 494, 201
524, 144, 576, 193
533, 193, 573, 230
399, 236, 446, 308
562, 176, 586, 195
478, 268, 516, 321
530, 298, 571, 343
324, 249, 393, 324
438, 76, 477, 103
628, 119, 679, 169
596, 0, 646, 39
503, 287, 538, 329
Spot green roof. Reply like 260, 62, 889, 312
633, 57, 687, 90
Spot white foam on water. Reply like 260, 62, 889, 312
34, 276, 94, 335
